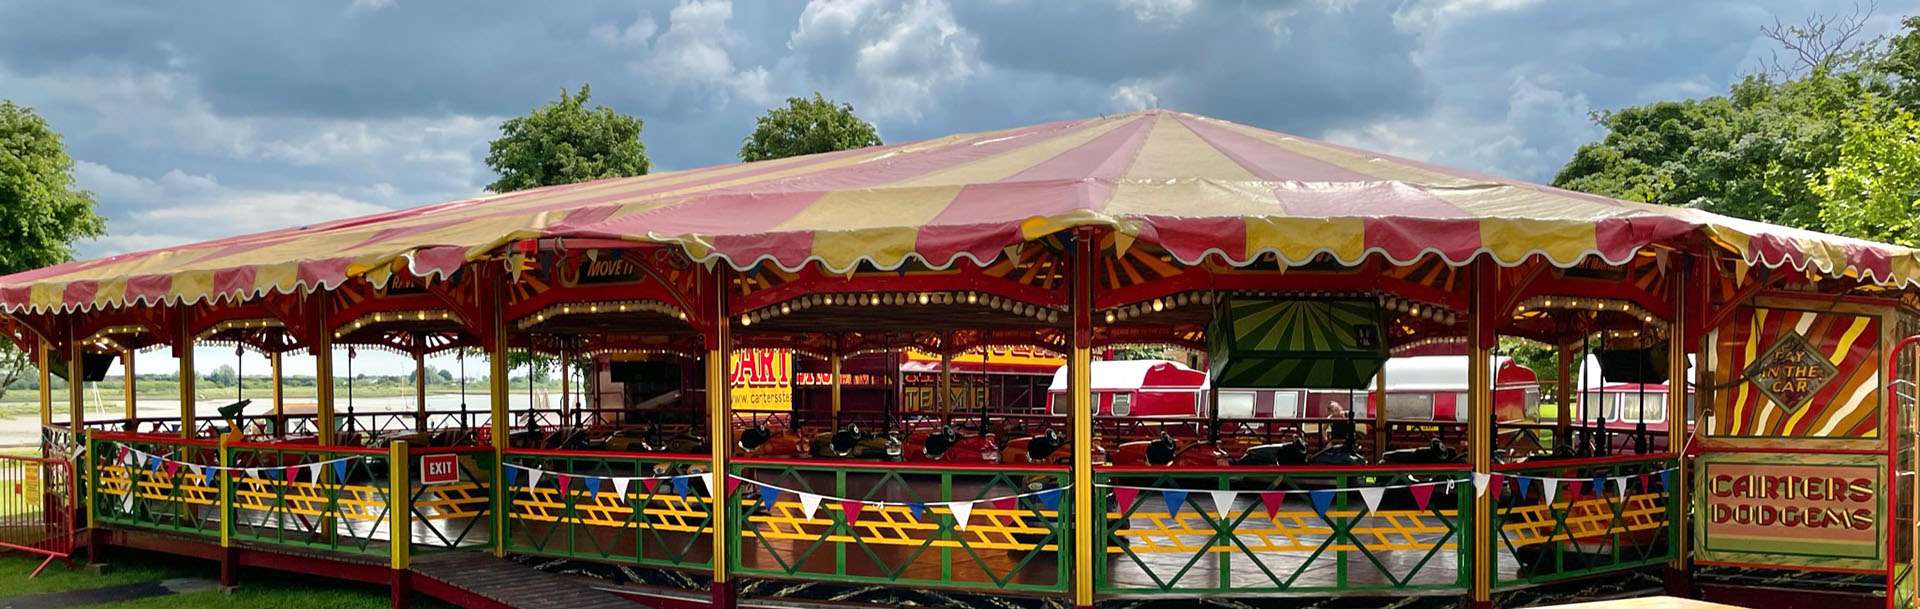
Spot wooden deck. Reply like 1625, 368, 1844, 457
411, 552, 641, 609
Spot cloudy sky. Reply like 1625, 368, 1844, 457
2, 0, 1910, 379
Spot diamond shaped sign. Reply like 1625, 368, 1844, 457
1744, 333, 1837, 414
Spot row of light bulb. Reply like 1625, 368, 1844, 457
739, 291, 1061, 327
518, 299, 687, 330
1516, 296, 1663, 326
334, 309, 460, 337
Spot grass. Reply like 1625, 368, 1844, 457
0, 550, 457, 608
0, 446, 38, 457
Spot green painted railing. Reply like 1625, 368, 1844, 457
223, 441, 395, 555
1490, 454, 1677, 587
1093, 464, 1472, 595
91, 433, 224, 538
728, 458, 1072, 593
501, 448, 714, 569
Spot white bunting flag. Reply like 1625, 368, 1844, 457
187, 464, 205, 482
704, 472, 719, 495
1615, 477, 1630, 501
1542, 479, 1559, 506
1472, 473, 1491, 497
245, 468, 263, 480
1357, 487, 1385, 514
611, 478, 631, 498
799, 493, 824, 520
1209, 491, 1238, 517
946, 501, 975, 531
526, 467, 544, 490
306, 463, 323, 483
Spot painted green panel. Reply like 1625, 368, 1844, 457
1209, 298, 1386, 389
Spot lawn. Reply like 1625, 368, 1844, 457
0, 550, 457, 608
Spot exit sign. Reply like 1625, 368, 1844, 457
420, 454, 459, 485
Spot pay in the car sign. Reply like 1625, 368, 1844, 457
420, 454, 459, 485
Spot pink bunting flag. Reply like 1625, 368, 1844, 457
557, 474, 573, 494
1113, 487, 1139, 512
641, 477, 659, 493
1409, 483, 1435, 511
164, 460, 181, 478
725, 476, 744, 497
1259, 492, 1286, 519
117, 445, 130, 464
840, 500, 865, 525
1638, 472, 1650, 493
991, 496, 1018, 510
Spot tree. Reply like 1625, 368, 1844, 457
1554, 9, 1903, 232
484, 85, 649, 192
0, 101, 107, 400
1811, 97, 1920, 246
738, 93, 881, 162
206, 364, 238, 387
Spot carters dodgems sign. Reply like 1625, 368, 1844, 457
1696, 452, 1885, 571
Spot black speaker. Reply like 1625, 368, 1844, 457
80, 352, 116, 382
1596, 347, 1668, 384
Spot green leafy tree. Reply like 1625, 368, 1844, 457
206, 364, 238, 387
1811, 97, 1920, 246
0, 101, 106, 399
485, 85, 650, 192
738, 93, 881, 162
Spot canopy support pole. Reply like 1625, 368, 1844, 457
1467, 259, 1495, 609
177, 312, 197, 440
1371, 365, 1387, 462
487, 271, 510, 557
830, 351, 843, 430
67, 318, 84, 441
122, 348, 135, 428
1666, 260, 1692, 594
558, 342, 570, 429
414, 346, 429, 432
1556, 340, 1574, 443
37, 337, 50, 435
708, 269, 736, 609
270, 351, 284, 439
312, 305, 334, 446
940, 347, 954, 420
1069, 229, 1095, 609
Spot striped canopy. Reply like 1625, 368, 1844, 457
4, 109, 1918, 314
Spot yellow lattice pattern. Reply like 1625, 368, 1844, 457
1108, 507, 1458, 554
97, 465, 220, 506
747, 501, 1061, 552
231, 478, 389, 521
415, 482, 487, 520
509, 486, 715, 534
1499, 492, 1665, 545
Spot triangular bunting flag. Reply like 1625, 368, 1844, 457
244, 468, 262, 480
798, 493, 824, 520
1638, 472, 1650, 493
1614, 476, 1630, 500
947, 501, 975, 530
641, 477, 659, 494
331, 459, 350, 481
186, 464, 204, 482
503, 465, 521, 487
1259, 491, 1286, 519
991, 496, 1018, 510
117, 445, 130, 464
1659, 470, 1671, 492
705, 472, 719, 496
725, 476, 744, 498
148, 456, 162, 472
1162, 490, 1189, 517
583, 476, 602, 497
1472, 473, 1491, 497
1516, 476, 1534, 499
1357, 487, 1384, 514
907, 502, 927, 521
556, 474, 573, 494
1592, 477, 1607, 499
840, 500, 865, 525
306, 463, 322, 484
758, 485, 783, 511
1037, 488, 1063, 511
1113, 487, 1139, 512
1209, 490, 1238, 517
1542, 478, 1560, 506
1409, 483, 1435, 511
527, 468, 544, 489
1308, 489, 1335, 519
164, 460, 182, 478
611, 477, 630, 498
672, 475, 691, 500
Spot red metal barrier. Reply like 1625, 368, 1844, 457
0, 454, 75, 577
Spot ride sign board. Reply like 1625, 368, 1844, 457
731, 348, 793, 412
420, 454, 459, 485
1696, 452, 1885, 571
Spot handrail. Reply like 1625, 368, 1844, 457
505, 447, 709, 461
1097, 462, 1472, 474
733, 456, 1069, 472
91, 431, 220, 447
1492, 452, 1677, 472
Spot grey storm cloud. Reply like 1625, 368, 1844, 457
0, 0, 1909, 261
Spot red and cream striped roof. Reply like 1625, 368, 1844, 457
4, 110, 1916, 314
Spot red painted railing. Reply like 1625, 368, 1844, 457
0, 454, 76, 577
